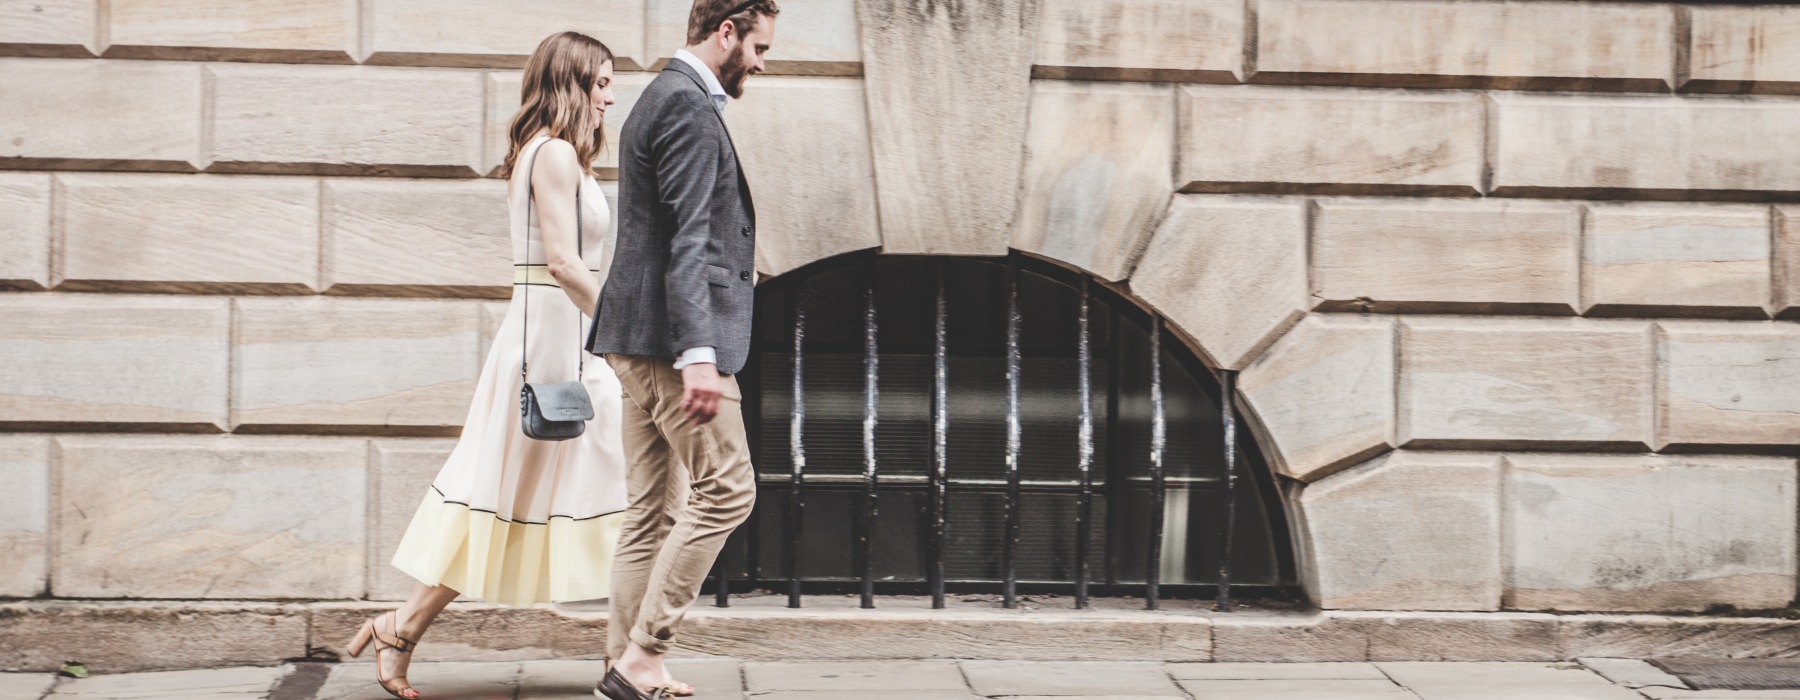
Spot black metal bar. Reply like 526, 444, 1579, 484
713, 533, 731, 607
860, 259, 879, 610
1145, 317, 1166, 611
1103, 309, 1123, 586
1002, 257, 1022, 609
930, 259, 949, 609
1074, 277, 1093, 610
787, 296, 805, 609
1217, 368, 1239, 612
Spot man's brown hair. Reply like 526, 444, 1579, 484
686, 0, 780, 46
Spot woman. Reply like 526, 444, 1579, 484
342, 31, 687, 699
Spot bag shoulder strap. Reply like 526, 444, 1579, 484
519, 136, 585, 384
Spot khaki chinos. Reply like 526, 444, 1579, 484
603, 353, 756, 658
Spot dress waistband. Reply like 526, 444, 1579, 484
514, 264, 601, 288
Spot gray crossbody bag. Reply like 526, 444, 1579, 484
518, 141, 596, 441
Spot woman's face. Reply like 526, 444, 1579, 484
590, 60, 617, 124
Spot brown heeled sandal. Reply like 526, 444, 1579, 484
604, 659, 695, 697
345, 611, 421, 699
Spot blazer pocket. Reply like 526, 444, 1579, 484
706, 264, 733, 287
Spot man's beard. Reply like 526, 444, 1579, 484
721, 49, 752, 99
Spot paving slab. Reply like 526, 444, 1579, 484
746, 661, 964, 691
741, 693, 973, 700
45, 667, 284, 699
313, 661, 517, 700
1166, 662, 1388, 680
1177, 679, 1411, 699
1378, 662, 1643, 700
1639, 689, 1800, 699
1579, 658, 1688, 689
959, 661, 1182, 697
0, 673, 56, 700
666, 658, 747, 697
516, 659, 608, 700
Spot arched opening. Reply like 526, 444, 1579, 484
706, 251, 1297, 606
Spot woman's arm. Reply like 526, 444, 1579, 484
529, 139, 600, 318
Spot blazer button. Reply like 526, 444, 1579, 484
741, 225, 752, 237
740, 270, 751, 281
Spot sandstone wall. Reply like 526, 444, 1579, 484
2, 0, 1798, 658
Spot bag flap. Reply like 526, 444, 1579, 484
524, 381, 595, 422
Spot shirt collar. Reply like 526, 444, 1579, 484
672, 49, 728, 113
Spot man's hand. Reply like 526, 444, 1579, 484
680, 362, 723, 424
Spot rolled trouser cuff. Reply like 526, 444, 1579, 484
630, 626, 671, 654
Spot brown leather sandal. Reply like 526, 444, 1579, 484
345, 611, 421, 699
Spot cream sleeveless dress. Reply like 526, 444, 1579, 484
391, 136, 628, 605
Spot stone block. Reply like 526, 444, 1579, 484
1504, 453, 1797, 612
368, 439, 454, 601
323, 178, 510, 298
55, 435, 367, 599
55, 173, 321, 294
103, 0, 356, 63
746, 661, 967, 691
859, 0, 1037, 255
0, 601, 308, 672
1179, 86, 1483, 196
1210, 611, 1560, 662
1578, 658, 1688, 689
1560, 615, 1800, 659
208, 64, 484, 177
0, 0, 97, 57
1490, 94, 1800, 199
646, 0, 863, 73
0, 673, 54, 698
0, 58, 201, 171
960, 661, 1183, 696
1582, 204, 1772, 318
51, 666, 287, 698
676, 606, 1209, 661
0, 173, 51, 290
1776, 207, 1800, 319
1377, 662, 1642, 700
1012, 81, 1174, 281
1033, 0, 1242, 83
0, 295, 229, 430
1238, 314, 1394, 482
364, 0, 645, 69
1311, 199, 1581, 314
1255, 0, 1673, 91
726, 76, 881, 276
233, 298, 482, 433
1166, 663, 1387, 680
1177, 679, 1407, 699
1655, 322, 1800, 450
1398, 318, 1653, 450
1295, 452, 1502, 611
0, 436, 50, 598
310, 602, 600, 661
1689, 5, 1800, 94
1129, 196, 1307, 370
483, 70, 652, 177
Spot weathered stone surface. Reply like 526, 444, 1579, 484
1311, 199, 1581, 314
104, 0, 356, 63
1255, 0, 1672, 91
1655, 322, 1800, 450
1166, 663, 1387, 680
747, 661, 966, 691
1129, 196, 1307, 370
1775, 207, 1800, 319
324, 178, 509, 297
56, 173, 321, 294
961, 661, 1182, 697
232, 298, 482, 433
316, 661, 518, 699
368, 439, 454, 601
0, 173, 51, 290
0, 0, 97, 57
1176, 679, 1407, 699
1238, 314, 1394, 482
858, 0, 1038, 255
677, 605, 1210, 661
51, 666, 286, 698
0, 673, 54, 699
311, 602, 602, 661
1033, 0, 1241, 83
1296, 452, 1501, 612
0, 601, 308, 672
55, 436, 366, 599
1178, 87, 1483, 196
1012, 81, 1173, 281
0, 436, 49, 598
1398, 319, 1653, 450
364, 0, 645, 69
1689, 5, 1800, 94
0, 295, 228, 430
646, 0, 861, 73
0, 59, 201, 171
1577, 658, 1687, 689
1560, 615, 1800, 659
1377, 662, 1641, 700
484, 70, 652, 177
1582, 204, 1772, 318
1490, 94, 1800, 199
1210, 611, 1561, 662
208, 64, 484, 177
726, 76, 881, 276
1504, 453, 1797, 612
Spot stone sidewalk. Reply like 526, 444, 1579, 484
4, 658, 1797, 700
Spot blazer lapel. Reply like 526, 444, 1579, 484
662, 61, 755, 224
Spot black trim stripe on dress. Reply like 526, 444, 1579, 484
430, 485, 624, 525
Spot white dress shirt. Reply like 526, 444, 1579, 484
670, 49, 728, 370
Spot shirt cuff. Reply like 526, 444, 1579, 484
673, 346, 717, 370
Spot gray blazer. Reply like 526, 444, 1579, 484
588, 60, 757, 374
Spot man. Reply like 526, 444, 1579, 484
588, 0, 777, 698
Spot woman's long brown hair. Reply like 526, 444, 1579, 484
498, 31, 613, 180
